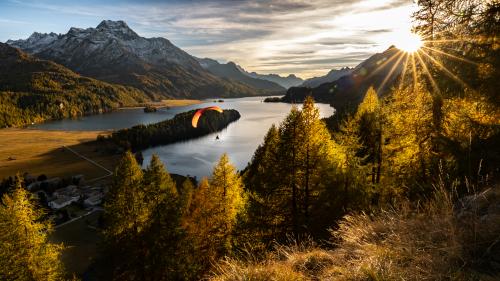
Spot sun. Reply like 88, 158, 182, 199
396, 32, 423, 53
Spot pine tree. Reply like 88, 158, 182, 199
244, 124, 280, 195
105, 151, 148, 238
332, 114, 369, 208
245, 98, 338, 240
243, 124, 287, 242
208, 154, 246, 255
413, 0, 444, 41
104, 151, 151, 280
298, 96, 336, 226
182, 177, 217, 273
0, 176, 65, 281
179, 178, 195, 216
142, 155, 189, 280
143, 154, 177, 212
183, 155, 246, 275
356, 87, 383, 185
385, 86, 434, 193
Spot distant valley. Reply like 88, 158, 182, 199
2, 20, 302, 127
6, 20, 285, 102
0, 43, 147, 127
197, 57, 304, 89
2, 19, 399, 128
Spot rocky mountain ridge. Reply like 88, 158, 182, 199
7, 20, 261, 99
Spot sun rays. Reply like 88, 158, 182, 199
396, 32, 423, 53
361, 32, 479, 96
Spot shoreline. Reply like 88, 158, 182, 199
119, 99, 203, 110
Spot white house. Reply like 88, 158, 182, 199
49, 185, 80, 210
49, 196, 79, 209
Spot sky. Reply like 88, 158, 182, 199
0, 0, 417, 78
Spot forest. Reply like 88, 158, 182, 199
106, 109, 241, 151
0, 43, 148, 128
0, 0, 499, 280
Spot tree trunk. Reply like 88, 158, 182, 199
376, 128, 382, 184
304, 143, 310, 225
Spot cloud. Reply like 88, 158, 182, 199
2, 0, 415, 78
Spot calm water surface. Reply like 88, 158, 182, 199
34, 97, 334, 179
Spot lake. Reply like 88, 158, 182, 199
34, 97, 335, 179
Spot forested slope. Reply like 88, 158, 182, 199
0, 43, 148, 128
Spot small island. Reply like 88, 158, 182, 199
106, 108, 240, 151
143, 105, 157, 113
263, 97, 283, 103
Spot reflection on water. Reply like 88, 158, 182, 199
141, 97, 334, 179
32, 104, 205, 131
33, 96, 334, 179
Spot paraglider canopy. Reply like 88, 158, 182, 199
191, 106, 223, 128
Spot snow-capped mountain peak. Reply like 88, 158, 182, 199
6, 32, 59, 53
95, 20, 139, 39
7, 20, 199, 69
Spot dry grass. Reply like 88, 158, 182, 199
159, 99, 202, 107
212, 186, 500, 281
0, 128, 118, 180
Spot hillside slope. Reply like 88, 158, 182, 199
283, 46, 404, 108
203, 61, 285, 92
301, 67, 353, 88
197, 57, 301, 89
246, 72, 303, 89
8, 20, 261, 99
0, 43, 147, 127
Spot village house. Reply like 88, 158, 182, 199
49, 196, 79, 209
81, 186, 105, 207
48, 185, 80, 210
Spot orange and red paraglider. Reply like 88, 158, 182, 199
191, 106, 223, 128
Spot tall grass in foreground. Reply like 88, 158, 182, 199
211, 183, 500, 281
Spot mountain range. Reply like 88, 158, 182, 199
283, 46, 404, 108
0, 42, 146, 127
3, 19, 407, 126
196, 59, 285, 91
247, 72, 303, 89
7, 20, 275, 99
197, 57, 303, 89
300, 67, 353, 88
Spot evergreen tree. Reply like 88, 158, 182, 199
277, 106, 303, 238
104, 151, 150, 280
243, 124, 287, 243
105, 151, 147, 238
0, 176, 65, 281
143, 154, 177, 212
183, 155, 246, 275
245, 98, 338, 240
331, 114, 370, 210
210, 154, 246, 230
298, 96, 336, 227
384, 85, 434, 196
179, 178, 195, 216
142, 155, 189, 280
356, 87, 383, 185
